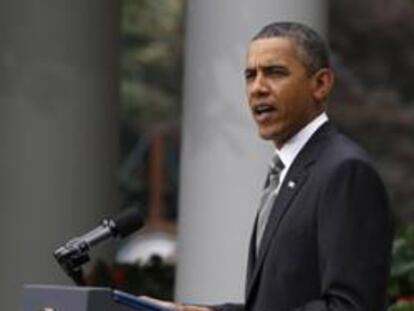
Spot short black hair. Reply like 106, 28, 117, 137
252, 22, 331, 74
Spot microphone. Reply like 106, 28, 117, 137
54, 207, 144, 285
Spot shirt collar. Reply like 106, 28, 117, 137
276, 112, 328, 172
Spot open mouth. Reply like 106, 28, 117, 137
253, 103, 277, 116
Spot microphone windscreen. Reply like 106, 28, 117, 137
113, 207, 144, 238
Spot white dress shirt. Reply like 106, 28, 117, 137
274, 112, 328, 192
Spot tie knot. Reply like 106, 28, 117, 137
264, 155, 284, 188
269, 155, 284, 176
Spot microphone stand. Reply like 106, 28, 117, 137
53, 219, 115, 286
54, 240, 90, 286
67, 265, 87, 286
53, 208, 144, 286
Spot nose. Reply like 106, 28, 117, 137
250, 72, 269, 97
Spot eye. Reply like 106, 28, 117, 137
244, 69, 256, 81
264, 66, 289, 77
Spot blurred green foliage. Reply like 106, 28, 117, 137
389, 225, 414, 298
121, 0, 184, 126
389, 302, 414, 311
386, 225, 414, 310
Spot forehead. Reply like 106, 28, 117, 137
246, 37, 302, 68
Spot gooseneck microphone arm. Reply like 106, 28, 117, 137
54, 208, 144, 286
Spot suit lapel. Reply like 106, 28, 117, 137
245, 215, 258, 292
245, 122, 334, 301
246, 167, 309, 299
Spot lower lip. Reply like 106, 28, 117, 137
255, 110, 277, 124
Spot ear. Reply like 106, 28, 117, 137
311, 68, 335, 103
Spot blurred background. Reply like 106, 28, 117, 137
1, 0, 414, 310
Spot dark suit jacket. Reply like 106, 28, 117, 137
213, 123, 394, 311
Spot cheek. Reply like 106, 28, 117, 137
246, 87, 254, 104
278, 92, 309, 125
277, 89, 299, 116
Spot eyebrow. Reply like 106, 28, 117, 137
244, 64, 289, 76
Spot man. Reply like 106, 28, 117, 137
145, 22, 394, 311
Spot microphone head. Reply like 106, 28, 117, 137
112, 207, 144, 238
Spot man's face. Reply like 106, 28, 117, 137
245, 37, 325, 148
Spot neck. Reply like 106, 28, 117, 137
273, 110, 325, 149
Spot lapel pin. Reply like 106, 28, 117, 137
288, 181, 296, 189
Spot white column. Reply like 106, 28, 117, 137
0, 1, 119, 310
176, 0, 327, 304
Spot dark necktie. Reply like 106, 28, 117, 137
255, 154, 284, 256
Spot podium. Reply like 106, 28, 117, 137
22, 285, 137, 311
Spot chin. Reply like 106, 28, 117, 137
258, 127, 288, 147
258, 129, 278, 141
